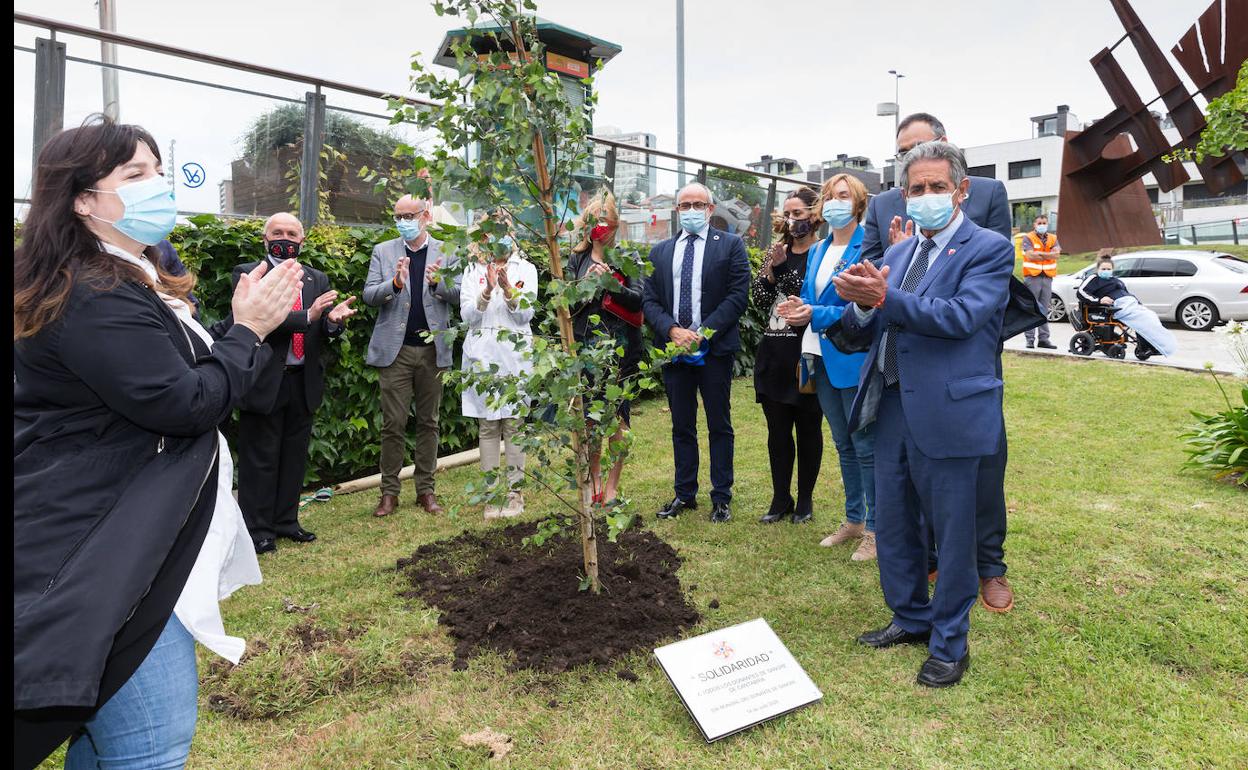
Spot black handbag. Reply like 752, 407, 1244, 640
824, 316, 872, 354
1001, 275, 1048, 340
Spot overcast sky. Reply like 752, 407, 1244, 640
13, 0, 1224, 213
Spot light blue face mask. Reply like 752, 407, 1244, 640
497, 235, 514, 251
679, 209, 707, 234
905, 192, 955, 231
395, 218, 423, 242
1098, 269, 1114, 280
88, 176, 177, 246
1035, 224, 1048, 235
821, 200, 856, 229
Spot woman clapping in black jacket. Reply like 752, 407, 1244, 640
568, 191, 644, 504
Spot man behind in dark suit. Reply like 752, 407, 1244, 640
642, 182, 751, 523
835, 141, 1014, 687
234, 212, 357, 554
862, 113, 1021, 614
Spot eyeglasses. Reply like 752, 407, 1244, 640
676, 201, 710, 212
394, 210, 429, 222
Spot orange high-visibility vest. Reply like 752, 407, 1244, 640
1022, 232, 1058, 278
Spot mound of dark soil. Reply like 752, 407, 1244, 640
397, 522, 699, 672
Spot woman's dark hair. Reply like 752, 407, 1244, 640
14, 116, 194, 340
1097, 257, 1115, 269
771, 187, 820, 247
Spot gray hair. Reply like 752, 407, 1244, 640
677, 181, 714, 205
897, 112, 947, 141
898, 141, 967, 191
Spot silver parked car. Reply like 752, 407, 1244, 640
1049, 250, 1248, 331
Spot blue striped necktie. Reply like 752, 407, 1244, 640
678, 233, 698, 328
882, 238, 936, 386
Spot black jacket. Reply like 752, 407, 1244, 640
568, 249, 643, 376
13, 276, 270, 766
228, 261, 342, 414
1078, 273, 1130, 304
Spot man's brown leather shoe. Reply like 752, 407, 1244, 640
373, 494, 398, 518
417, 492, 444, 514
980, 576, 1014, 613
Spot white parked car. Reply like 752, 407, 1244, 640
1049, 250, 1248, 331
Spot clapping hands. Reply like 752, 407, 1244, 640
832, 261, 891, 308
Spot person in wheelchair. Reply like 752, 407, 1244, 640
1075, 256, 1177, 357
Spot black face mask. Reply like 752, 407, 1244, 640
266, 238, 301, 260
788, 218, 815, 238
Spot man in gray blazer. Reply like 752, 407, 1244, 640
364, 194, 460, 518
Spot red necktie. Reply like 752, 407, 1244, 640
291, 290, 305, 360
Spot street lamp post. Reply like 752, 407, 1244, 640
676, 0, 686, 189
887, 69, 904, 138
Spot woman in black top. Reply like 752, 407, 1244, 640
751, 187, 824, 524
1077, 256, 1131, 305
13, 118, 300, 768
568, 191, 643, 503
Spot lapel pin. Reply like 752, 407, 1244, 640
947, 248, 956, 256
713, 234, 720, 240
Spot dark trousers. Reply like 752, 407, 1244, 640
238, 368, 314, 542
378, 344, 444, 497
927, 405, 1009, 577
758, 395, 823, 509
874, 388, 980, 663
974, 424, 1009, 577
663, 353, 734, 504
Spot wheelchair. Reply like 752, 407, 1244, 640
1068, 300, 1156, 361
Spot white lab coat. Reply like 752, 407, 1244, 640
460, 254, 539, 419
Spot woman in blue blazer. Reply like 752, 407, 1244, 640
779, 174, 876, 561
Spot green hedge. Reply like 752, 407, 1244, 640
171, 215, 477, 487
16, 216, 768, 487
170, 218, 772, 486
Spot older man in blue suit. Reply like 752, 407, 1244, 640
643, 182, 752, 524
863, 112, 1027, 615
834, 141, 1014, 687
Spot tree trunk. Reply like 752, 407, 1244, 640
511, 18, 599, 593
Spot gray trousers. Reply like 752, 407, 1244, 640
378, 344, 444, 496
479, 417, 525, 490
1023, 275, 1052, 343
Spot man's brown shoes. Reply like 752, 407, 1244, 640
417, 492, 444, 514
979, 576, 1014, 612
373, 494, 398, 518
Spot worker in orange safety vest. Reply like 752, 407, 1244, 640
1021, 214, 1061, 349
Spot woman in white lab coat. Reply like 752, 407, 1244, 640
460, 219, 539, 519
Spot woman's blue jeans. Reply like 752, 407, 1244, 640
812, 362, 876, 531
66, 615, 199, 770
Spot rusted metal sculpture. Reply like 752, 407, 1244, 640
1057, 0, 1247, 253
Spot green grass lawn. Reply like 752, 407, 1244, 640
43, 355, 1248, 769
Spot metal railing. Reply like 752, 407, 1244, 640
14, 11, 817, 249
1160, 217, 1243, 246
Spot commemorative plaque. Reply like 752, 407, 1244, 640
653, 618, 822, 743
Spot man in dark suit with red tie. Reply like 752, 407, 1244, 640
232, 212, 356, 554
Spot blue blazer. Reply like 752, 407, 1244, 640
862, 176, 1011, 264
843, 216, 1014, 459
800, 225, 868, 388
642, 226, 752, 357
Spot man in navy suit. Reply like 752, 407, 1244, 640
642, 182, 751, 523
834, 141, 1014, 687
864, 113, 1019, 614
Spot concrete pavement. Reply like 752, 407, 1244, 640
1004, 319, 1242, 375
